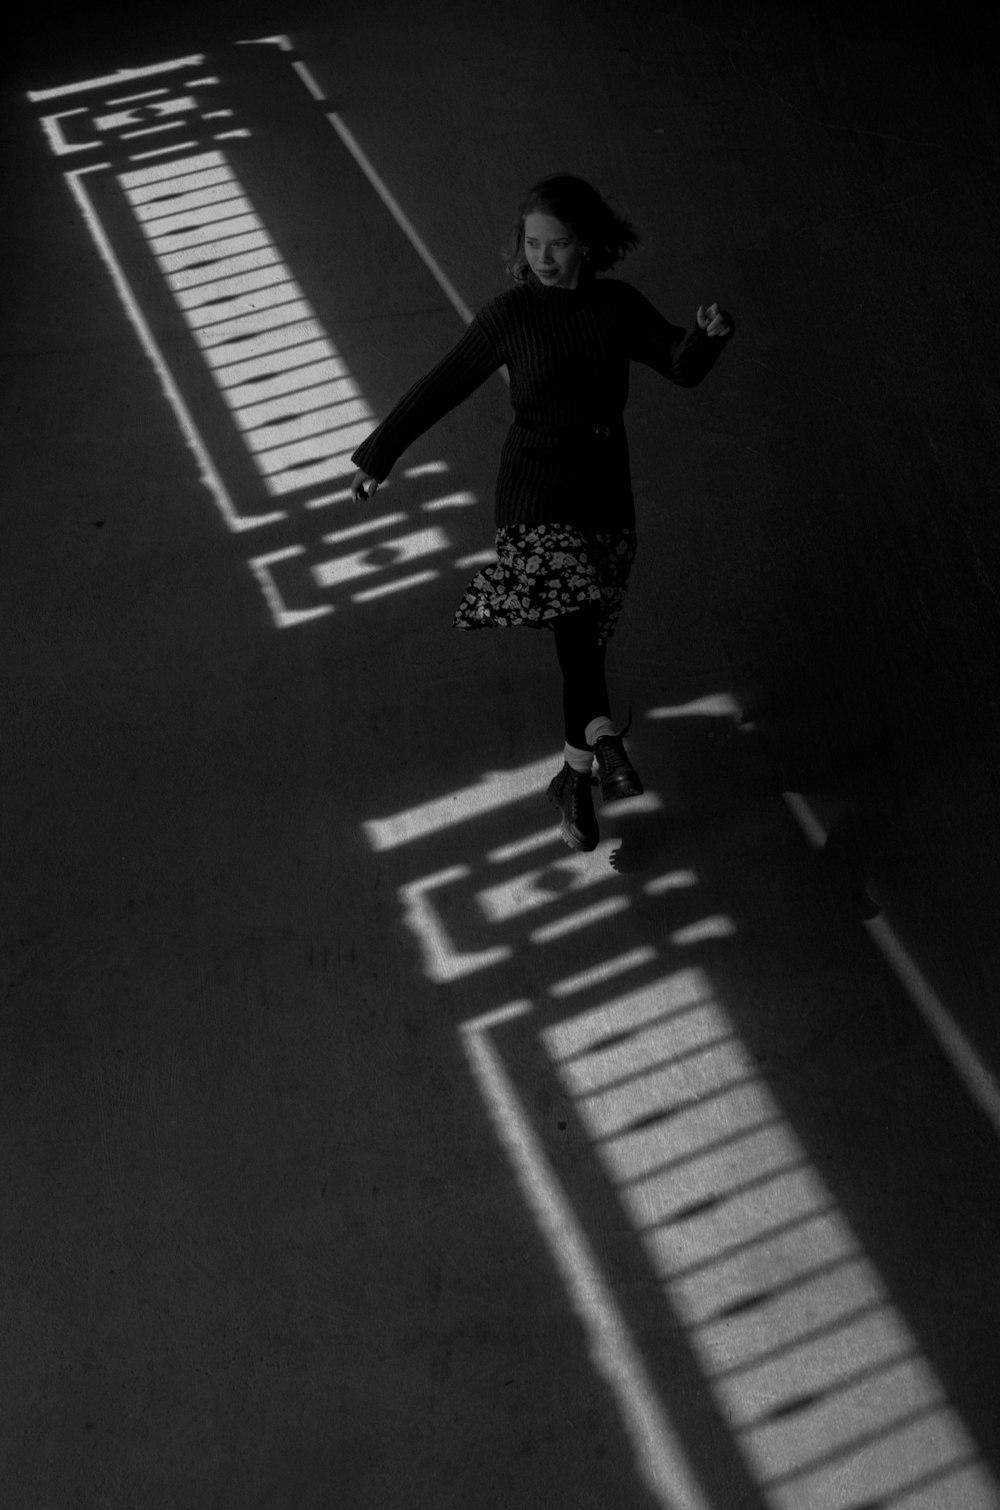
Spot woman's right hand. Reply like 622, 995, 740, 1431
351, 469, 379, 504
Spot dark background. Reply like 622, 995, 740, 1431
3, 3, 999, 1505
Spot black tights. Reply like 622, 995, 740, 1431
553, 606, 611, 750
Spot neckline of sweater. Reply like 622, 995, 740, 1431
524, 271, 601, 302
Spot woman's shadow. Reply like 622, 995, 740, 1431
602, 694, 884, 923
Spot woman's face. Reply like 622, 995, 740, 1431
523, 211, 585, 289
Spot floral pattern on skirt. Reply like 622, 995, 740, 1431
453, 523, 637, 645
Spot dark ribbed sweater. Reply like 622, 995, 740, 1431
351, 272, 733, 531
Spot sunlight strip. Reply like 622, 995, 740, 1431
247, 548, 332, 627
363, 756, 557, 850
291, 59, 326, 103
310, 92, 504, 393
530, 896, 630, 944
351, 570, 439, 603
38, 111, 97, 157
782, 792, 1000, 1141
605, 791, 664, 815
120, 123, 187, 141
205, 328, 328, 377
106, 88, 169, 104
158, 223, 267, 264
869, 917, 1000, 1137
405, 461, 449, 477
27, 58, 206, 102
225, 339, 341, 388
238, 35, 294, 52
398, 869, 510, 982
313, 527, 449, 590
168, 243, 280, 290
118, 150, 377, 501
234, 383, 363, 430
325, 113, 475, 326
644, 870, 699, 895
888, 1461, 997, 1509
33, 47, 482, 635
420, 490, 478, 511
547, 974, 713, 1061
780, 791, 827, 848
543, 970, 999, 1508
550, 947, 658, 998
128, 141, 201, 161
646, 695, 744, 721
62, 166, 283, 533
321, 513, 408, 544
670, 916, 737, 945
459, 1002, 712, 1510
303, 488, 352, 509
476, 850, 617, 925
487, 829, 562, 864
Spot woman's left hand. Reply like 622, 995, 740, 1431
697, 302, 734, 338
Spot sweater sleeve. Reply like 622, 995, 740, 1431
624, 285, 734, 388
351, 316, 502, 481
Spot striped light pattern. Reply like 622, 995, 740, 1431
118, 149, 373, 497
543, 973, 998, 1508
362, 740, 999, 1506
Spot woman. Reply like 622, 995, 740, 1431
351, 174, 734, 852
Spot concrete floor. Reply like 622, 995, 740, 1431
3, 3, 1000, 1506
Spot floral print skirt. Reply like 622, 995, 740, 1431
453, 523, 637, 645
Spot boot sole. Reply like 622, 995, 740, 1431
547, 786, 599, 852
599, 774, 644, 802
556, 821, 599, 852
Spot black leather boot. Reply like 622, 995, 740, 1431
546, 763, 599, 852
594, 734, 644, 802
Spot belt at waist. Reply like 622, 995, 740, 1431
514, 419, 619, 441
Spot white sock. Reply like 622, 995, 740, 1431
585, 716, 617, 747
564, 742, 594, 773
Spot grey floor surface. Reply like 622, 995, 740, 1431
3, 4, 1000, 1506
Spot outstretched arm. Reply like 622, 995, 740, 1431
628, 286, 735, 387
350, 317, 501, 499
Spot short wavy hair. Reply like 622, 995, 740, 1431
503, 174, 640, 282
